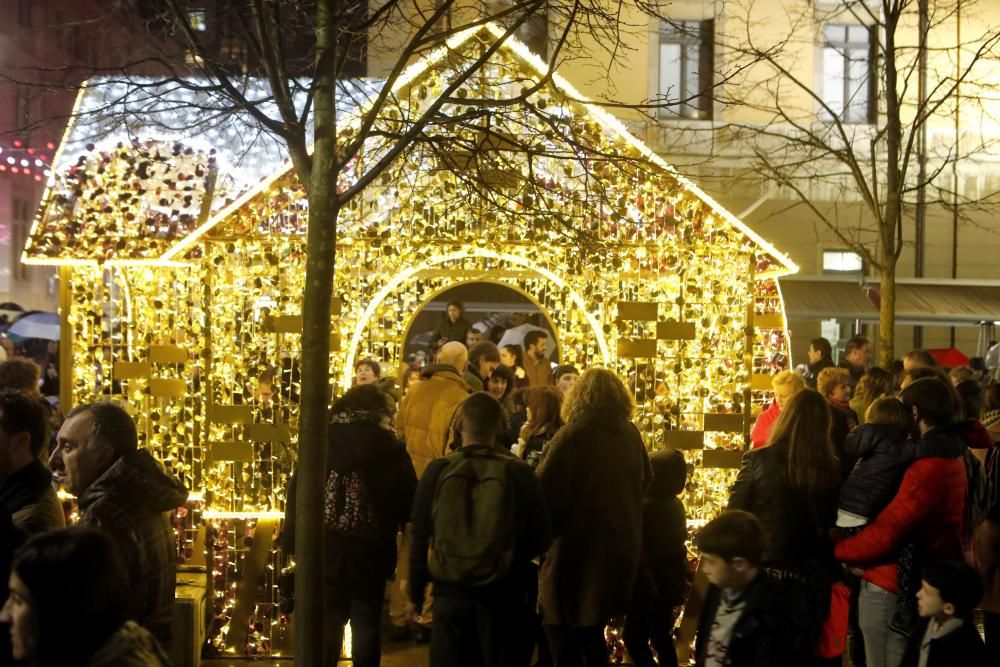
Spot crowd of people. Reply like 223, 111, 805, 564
3, 312, 1000, 667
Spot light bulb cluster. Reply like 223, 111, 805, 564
57, 40, 791, 657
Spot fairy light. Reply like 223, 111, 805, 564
46, 24, 794, 657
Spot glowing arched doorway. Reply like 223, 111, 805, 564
339, 248, 612, 389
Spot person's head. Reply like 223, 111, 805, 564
1, 527, 130, 664
817, 367, 852, 402
332, 383, 393, 419
903, 349, 938, 372
955, 379, 983, 420
523, 330, 548, 358
354, 359, 381, 386
890, 359, 905, 390
523, 386, 563, 438
446, 300, 464, 323
254, 374, 274, 404
51, 402, 137, 496
843, 336, 871, 369
487, 325, 505, 345
901, 365, 949, 390
465, 328, 482, 349
469, 342, 501, 380
0, 391, 47, 480
808, 338, 833, 365
552, 365, 580, 394
0, 358, 41, 397
949, 366, 976, 387
436, 341, 469, 374
487, 364, 514, 402
969, 357, 987, 380
767, 389, 840, 491
402, 365, 422, 394
901, 377, 956, 434
562, 368, 633, 424
771, 370, 806, 410
695, 510, 763, 590
648, 449, 687, 498
916, 562, 984, 622
865, 397, 912, 436
500, 344, 524, 368
455, 392, 506, 447
854, 367, 893, 404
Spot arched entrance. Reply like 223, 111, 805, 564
339, 248, 611, 389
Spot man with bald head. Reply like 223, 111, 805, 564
391, 341, 473, 639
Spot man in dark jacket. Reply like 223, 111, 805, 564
694, 510, 808, 666
839, 335, 872, 389
0, 391, 64, 535
50, 402, 188, 650
804, 337, 835, 389
408, 392, 551, 667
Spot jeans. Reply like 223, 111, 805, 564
544, 625, 608, 667
857, 580, 908, 667
430, 595, 530, 667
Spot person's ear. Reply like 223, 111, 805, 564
942, 601, 956, 617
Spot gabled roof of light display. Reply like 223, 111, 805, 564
23, 23, 797, 278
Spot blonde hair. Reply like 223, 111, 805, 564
865, 397, 911, 434
561, 368, 634, 424
772, 370, 806, 392
817, 367, 850, 399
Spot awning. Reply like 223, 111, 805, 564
779, 276, 1000, 327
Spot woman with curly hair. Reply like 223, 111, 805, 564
536, 368, 652, 666
851, 367, 894, 425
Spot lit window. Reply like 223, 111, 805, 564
823, 250, 864, 274
189, 9, 208, 32
821, 24, 875, 124
658, 20, 714, 120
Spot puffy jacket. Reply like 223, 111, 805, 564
729, 447, 839, 568
750, 402, 780, 449
839, 424, 915, 520
834, 428, 967, 593
395, 364, 470, 476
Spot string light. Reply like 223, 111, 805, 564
43, 24, 792, 657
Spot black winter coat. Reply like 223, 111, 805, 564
284, 417, 417, 586
0, 459, 65, 535
729, 447, 839, 568
694, 572, 811, 667
900, 617, 987, 666
839, 423, 917, 519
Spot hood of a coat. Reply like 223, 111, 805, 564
78, 449, 188, 513
327, 418, 398, 472
844, 423, 907, 460
648, 449, 687, 499
87, 621, 169, 667
419, 363, 465, 381
920, 424, 971, 458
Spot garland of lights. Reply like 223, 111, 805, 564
48, 30, 791, 657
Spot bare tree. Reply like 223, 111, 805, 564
651, 0, 1000, 365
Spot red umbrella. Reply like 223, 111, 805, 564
925, 348, 970, 368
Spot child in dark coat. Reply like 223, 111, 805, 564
901, 562, 986, 666
623, 449, 690, 667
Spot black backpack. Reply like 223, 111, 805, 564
429, 448, 516, 585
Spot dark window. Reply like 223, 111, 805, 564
822, 24, 876, 124
658, 20, 714, 120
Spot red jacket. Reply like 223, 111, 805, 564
751, 402, 780, 449
834, 456, 966, 592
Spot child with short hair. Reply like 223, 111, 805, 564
694, 510, 807, 667
901, 562, 986, 666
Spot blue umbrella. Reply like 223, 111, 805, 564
4, 311, 60, 341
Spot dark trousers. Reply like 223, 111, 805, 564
623, 607, 677, 667
544, 625, 607, 667
430, 595, 530, 667
325, 580, 384, 667
985, 611, 1000, 663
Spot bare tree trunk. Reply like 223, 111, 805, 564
293, 1, 338, 664
879, 256, 897, 370
880, 11, 902, 367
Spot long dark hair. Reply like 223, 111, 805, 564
501, 344, 524, 369
523, 386, 563, 440
12, 527, 130, 665
767, 389, 840, 491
